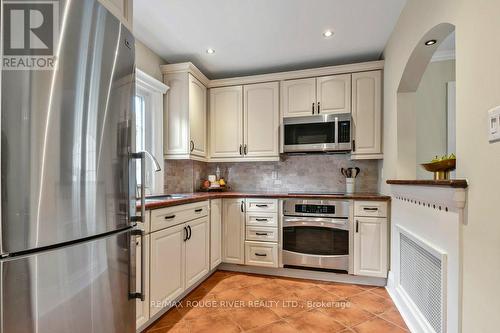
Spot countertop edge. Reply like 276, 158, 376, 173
386, 179, 468, 189
141, 192, 391, 210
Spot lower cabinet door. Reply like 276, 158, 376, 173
150, 224, 186, 316
185, 217, 210, 289
353, 217, 388, 278
222, 199, 245, 264
136, 234, 150, 329
210, 199, 222, 269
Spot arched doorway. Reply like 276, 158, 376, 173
396, 23, 456, 179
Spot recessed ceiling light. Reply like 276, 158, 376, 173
206, 48, 215, 54
425, 39, 437, 46
323, 30, 334, 38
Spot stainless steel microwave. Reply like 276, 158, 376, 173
282, 113, 352, 153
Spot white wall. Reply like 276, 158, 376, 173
136, 40, 167, 81
416, 60, 456, 178
380, 0, 500, 331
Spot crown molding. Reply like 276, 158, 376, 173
161, 60, 384, 88
160, 62, 210, 86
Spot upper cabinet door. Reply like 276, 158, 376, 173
164, 73, 190, 155
209, 86, 244, 158
316, 74, 351, 114
351, 71, 382, 158
244, 82, 280, 158
281, 78, 316, 117
189, 74, 207, 158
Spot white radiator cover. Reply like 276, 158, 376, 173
387, 184, 465, 333
399, 230, 447, 333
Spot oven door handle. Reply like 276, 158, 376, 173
283, 218, 349, 231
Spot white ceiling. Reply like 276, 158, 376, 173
134, 0, 407, 79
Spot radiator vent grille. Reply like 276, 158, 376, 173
400, 233, 444, 333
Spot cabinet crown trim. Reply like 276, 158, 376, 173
161, 61, 384, 89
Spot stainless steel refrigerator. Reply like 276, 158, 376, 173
0, 0, 144, 332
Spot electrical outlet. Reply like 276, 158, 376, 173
488, 106, 500, 143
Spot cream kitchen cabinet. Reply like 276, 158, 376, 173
281, 74, 351, 117
316, 74, 351, 114
351, 70, 382, 159
210, 199, 222, 269
210, 83, 279, 160
244, 82, 280, 158
209, 86, 244, 158
150, 223, 185, 317
353, 216, 388, 278
184, 217, 210, 288
164, 72, 208, 160
281, 78, 316, 117
136, 234, 150, 329
222, 199, 246, 264
98, 0, 132, 29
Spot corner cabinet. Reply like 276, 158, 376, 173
351, 71, 382, 159
209, 83, 279, 161
163, 71, 208, 161
98, 0, 132, 29
222, 199, 245, 264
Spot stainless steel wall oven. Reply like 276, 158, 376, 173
282, 199, 350, 272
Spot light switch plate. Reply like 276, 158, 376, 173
488, 106, 500, 143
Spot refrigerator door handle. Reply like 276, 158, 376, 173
130, 229, 145, 301
130, 152, 146, 223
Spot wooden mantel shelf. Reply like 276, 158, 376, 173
386, 179, 468, 188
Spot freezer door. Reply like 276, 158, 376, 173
1, 229, 136, 333
0, 0, 136, 254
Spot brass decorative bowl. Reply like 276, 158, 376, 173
421, 159, 456, 180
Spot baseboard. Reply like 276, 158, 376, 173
386, 270, 431, 333
218, 263, 387, 286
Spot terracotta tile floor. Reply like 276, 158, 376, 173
144, 271, 409, 333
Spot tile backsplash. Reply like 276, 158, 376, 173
164, 154, 379, 194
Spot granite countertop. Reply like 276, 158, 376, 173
140, 191, 391, 210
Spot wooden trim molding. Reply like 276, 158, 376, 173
136, 69, 169, 94
386, 179, 468, 188
161, 62, 210, 86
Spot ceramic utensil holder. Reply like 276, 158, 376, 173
346, 178, 355, 194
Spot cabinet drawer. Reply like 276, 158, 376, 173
245, 241, 278, 267
246, 198, 278, 213
354, 201, 387, 218
246, 213, 278, 227
246, 226, 278, 242
151, 201, 209, 232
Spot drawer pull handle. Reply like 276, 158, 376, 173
255, 253, 267, 257
194, 208, 203, 213
164, 215, 176, 219
256, 204, 269, 208
255, 218, 269, 222
256, 232, 269, 236
363, 207, 378, 211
